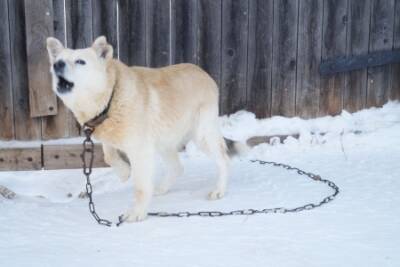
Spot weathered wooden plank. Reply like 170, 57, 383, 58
221, 0, 249, 115
92, 0, 118, 57
389, 0, 400, 100
296, 0, 323, 118
344, 0, 370, 112
24, 0, 58, 118
367, 0, 395, 107
171, 0, 198, 64
43, 144, 107, 170
320, 0, 347, 116
118, 0, 147, 66
0, 0, 14, 140
146, 0, 170, 67
247, 0, 273, 118
9, 0, 42, 140
197, 0, 222, 91
65, 0, 93, 49
271, 0, 299, 117
0, 147, 42, 171
42, 0, 80, 139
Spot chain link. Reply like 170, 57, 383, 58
82, 128, 340, 227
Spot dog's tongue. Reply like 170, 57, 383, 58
57, 76, 74, 94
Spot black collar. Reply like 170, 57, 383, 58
83, 90, 115, 129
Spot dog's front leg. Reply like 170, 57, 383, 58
122, 146, 154, 222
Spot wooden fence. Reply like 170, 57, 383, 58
0, 0, 399, 145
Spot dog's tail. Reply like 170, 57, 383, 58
224, 138, 251, 157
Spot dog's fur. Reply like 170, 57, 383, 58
46, 36, 231, 222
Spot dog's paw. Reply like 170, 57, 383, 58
208, 188, 225, 200
154, 184, 170, 196
121, 209, 147, 222
78, 191, 88, 199
116, 169, 130, 183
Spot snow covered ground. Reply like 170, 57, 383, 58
1, 102, 400, 267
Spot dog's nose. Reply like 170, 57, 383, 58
53, 60, 65, 73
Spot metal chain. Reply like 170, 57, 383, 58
82, 127, 114, 227
81, 128, 340, 227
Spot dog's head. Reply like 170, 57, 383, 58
46, 36, 113, 103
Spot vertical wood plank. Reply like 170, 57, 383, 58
171, 0, 198, 64
367, 0, 395, 107
389, 0, 400, 100
271, 0, 299, 117
221, 0, 249, 115
344, 0, 371, 112
24, 0, 58, 117
9, 0, 42, 140
296, 0, 323, 118
92, 0, 118, 57
65, 0, 93, 49
320, 0, 347, 116
247, 0, 273, 118
197, 0, 222, 90
118, 0, 147, 66
146, 0, 170, 67
42, 0, 80, 139
0, 0, 14, 140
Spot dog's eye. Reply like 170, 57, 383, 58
75, 59, 86, 65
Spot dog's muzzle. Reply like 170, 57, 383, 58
56, 75, 74, 94
53, 60, 74, 94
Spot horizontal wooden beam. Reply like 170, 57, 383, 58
0, 144, 107, 171
320, 49, 400, 75
43, 144, 108, 170
0, 147, 42, 171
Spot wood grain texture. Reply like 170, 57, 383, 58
296, 0, 323, 118
43, 144, 107, 170
344, 0, 371, 112
0, 0, 14, 140
389, 0, 400, 100
367, 0, 395, 107
65, 0, 93, 49
0, 147, 42, 171
320, 0, 348, 116
92, 0, 118, 57
146, 0, 170, 67
221, 0, 249, 115
197, 0, 222, 90
9, 0, 42, 140
24, 0, 58, 118
247, 0, 273, 118
171, 0, 198, 64
42, 0, 80, 139
118, 0, 147, 66
271, 0, 299, 117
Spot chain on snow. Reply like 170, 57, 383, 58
81, 127, 340, 227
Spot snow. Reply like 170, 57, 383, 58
1, 102, 400, 267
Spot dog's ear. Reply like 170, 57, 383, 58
92, 36, 113, 60
46, 37, 64, 63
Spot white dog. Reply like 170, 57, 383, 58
47, 36, 237, 222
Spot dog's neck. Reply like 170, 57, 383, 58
71, 61, 118, 126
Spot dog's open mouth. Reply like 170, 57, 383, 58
57, 75, 74, 94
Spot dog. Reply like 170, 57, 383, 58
46, 36, 239, 222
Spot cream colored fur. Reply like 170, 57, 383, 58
47, 36, 230, 222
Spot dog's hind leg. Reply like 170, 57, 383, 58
155, 149, 183, 195
103, 144, 131, 182
194, 106, 230, 200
